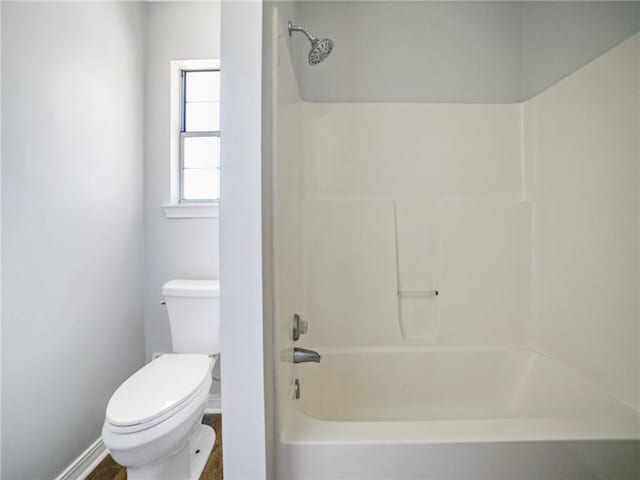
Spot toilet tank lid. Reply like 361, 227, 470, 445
163, 279, 220, 298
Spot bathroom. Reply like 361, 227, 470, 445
2, 1, 640, 480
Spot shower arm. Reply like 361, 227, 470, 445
288, 22, 318, 43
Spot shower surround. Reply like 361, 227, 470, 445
270, 5, 640, 478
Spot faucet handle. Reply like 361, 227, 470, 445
292, 313, 308, 341
299, 317, 308, 335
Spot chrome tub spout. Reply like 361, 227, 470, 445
293, 347, 321, 363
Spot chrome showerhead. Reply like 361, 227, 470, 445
308, 38, 333, 65
288, 21, 334, 65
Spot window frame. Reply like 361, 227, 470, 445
179, 68, 221, 204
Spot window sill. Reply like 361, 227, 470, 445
163, 203, 219, 219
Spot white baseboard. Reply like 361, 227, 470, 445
205, 392, 222, 414
54, 437, 108, 480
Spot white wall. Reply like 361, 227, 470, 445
144, 1, 221, 360
220, 1, 268, 478
1, 3, 146, 478
525, 34, 640, 410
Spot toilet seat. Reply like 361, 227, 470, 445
106, 354, 214, 434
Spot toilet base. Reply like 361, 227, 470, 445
127, 424, 216, 480
189, 424, 216, 479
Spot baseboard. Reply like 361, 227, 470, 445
54, 437, 108, 480
205, 392, 222, 414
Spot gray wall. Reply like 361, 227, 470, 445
143, 2, 220, 360
1, 3, 145, 478
290, 1, 640, 103
522, 1, 640, 99
295, 1, 523, 103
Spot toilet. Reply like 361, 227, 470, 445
102, 279, 220, 480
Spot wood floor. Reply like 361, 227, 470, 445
86, 414, 223, 480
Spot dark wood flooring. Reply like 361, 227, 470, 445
87, 414, 223, 480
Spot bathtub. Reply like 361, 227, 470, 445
278, 347, 639, 479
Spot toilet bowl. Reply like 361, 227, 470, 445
102, 280, 221, 480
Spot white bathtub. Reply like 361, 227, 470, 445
278, 347, 639, 479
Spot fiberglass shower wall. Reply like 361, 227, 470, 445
270, 0, 640, 438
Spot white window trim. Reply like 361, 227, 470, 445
164, 59, 220, 220
163, 203, 219, 219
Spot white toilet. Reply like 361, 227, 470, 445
102, 279, 220, 480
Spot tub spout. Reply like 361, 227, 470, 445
293, 347, 321, 364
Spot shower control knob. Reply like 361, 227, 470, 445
299, 318, 308, 335
292, 313, 308, 341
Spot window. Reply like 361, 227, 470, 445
180, 69, 220, 202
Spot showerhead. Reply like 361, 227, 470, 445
308, 38, 334, 65
288, 21, 334, 65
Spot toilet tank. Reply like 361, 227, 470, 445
162, 279, 220, 354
